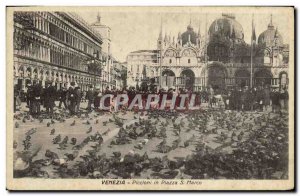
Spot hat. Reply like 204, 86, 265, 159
89, 85, 93, 88
70, 81, 75, 86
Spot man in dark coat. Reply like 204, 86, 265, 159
271, 89, 280, 113
75, 87, 82, 113
58, 86, 68, 109
86, 85, 94, 112
103, 86, 111, 110
44, 81, 56, 116
235, 87, 242, 111
31, 81, 42, 117
26, 81, 34, 114
67, 82, 77, 115
263, 85, 271, 111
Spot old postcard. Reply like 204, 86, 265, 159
6, 6, 294, 191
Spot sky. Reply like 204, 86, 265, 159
77, 7, 291, 62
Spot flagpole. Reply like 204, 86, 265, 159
159, 15, 162, 91
204, 13, 208, 89
250, 14, 253, 89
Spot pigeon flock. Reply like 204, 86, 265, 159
13, 107, 289, 179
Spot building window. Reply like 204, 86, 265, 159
188, 59, 191, 63
169, 59, 172, 64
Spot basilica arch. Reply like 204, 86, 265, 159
180, 69, 195, 90
161, 69, 176, 88
254, 69, 273, 87
235, 69, 250, 88
207, 63, 227, 90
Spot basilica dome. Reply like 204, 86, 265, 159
208, 14, 244, 40
258, 22, 283, 47
181, 24, 198, 45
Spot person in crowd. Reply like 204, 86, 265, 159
235, 87, 242, 111
240, 87, 247, 111
283, 87, 289, 111
75, 87, 82, 113
58, 86, 68, 109
82, 90, 87, 102
263, 85, 271, 111
271, 88, 280, 113
44, 81, 56, 117
208, 86, 214, 108
26, 81, 35, 114
67, 82, 77, 116
223, 90, 231, 110
195, 91, 201, 107
279, 87, 289, 112
14, 85, 21, 112
93, 86, 101, 110
252, 87, 258, 110
31, 80, 42, 117
103, 86, 112, 111
257, 86, 264, 111
86, 85, 94, 112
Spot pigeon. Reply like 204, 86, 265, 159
47, 122, 51, 127
58, 136, 68, 149
103, 128, 111, 136
50, 129, 56, 135
95, 119, 99, 124
15, 122, 19, 128
113, 151, 121, 158
172, 138, 181, 149
61, 136, 69, 144
52, 134, 61, 144
13, 140, 18, 149
85, 120, 90, 125
22, 118, 26, 123
51, 119, 55, 124
70, 120, 75, 126
64, 151, 79, 161
184, 140, 190, 147
45, 149, 59, 160
70, 138, 77, 145
134, 143, 143, 150
86, 126, 92, 134
25, 128, 37, 136
22, 139, 31, 150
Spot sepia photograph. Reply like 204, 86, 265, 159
6, 6, 294, 191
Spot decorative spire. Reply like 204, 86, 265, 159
231, 27, 236, 39
164, 32, 168, 42
178, 31, 181, 39
274, 27, 279, 38
97, 12, 101, 23
198, 21, 201, 37
268, 14, 274, 29
158, 16, 163, 40
187, 14, 193, 30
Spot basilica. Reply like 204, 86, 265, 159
126, 13, 289, 91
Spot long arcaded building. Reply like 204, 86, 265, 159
13, 11, 105, 91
